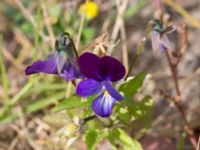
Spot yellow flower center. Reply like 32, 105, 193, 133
79, 1, 99, 20
104, 90, 109, 96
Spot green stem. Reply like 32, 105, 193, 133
0, 35, 10, 102
124, 38, 146, 80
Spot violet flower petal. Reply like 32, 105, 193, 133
103, 80, 123, 100
48, 50, 58, 59
56, 51, 66, 74
159, 44, 167, 52
92, 92, 116, 117
25, 58, 57, 75
78, 52, 102, 81
151, 31, 160, 51
160, 34, 173, 50
76, 79, 103, 97
165, 25, 177, 34
60, 63, 80, 81
98, 56, 125, 82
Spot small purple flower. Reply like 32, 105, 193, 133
76, 52, 126, 117
151, 19, 176, 52
25, 33, 82, 80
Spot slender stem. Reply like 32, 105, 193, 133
165, 50, 181, 102
120, 19, 129, 73
76, 0, 88, 51
83, 115, 96, 123
124, 38, 146, 80
165, 50, 197, 149
197, 135, 200, 150
155, 0, 163, 21
163, 0, 200, 28
79, 115, 96, 131
0, 35, 10, 102
67, 0, 88, 97
154, 0, 197, 148
124, 52, 139, 80
155, 0, 163, 13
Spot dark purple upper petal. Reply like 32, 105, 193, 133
92, 92, 116, 117
78, 52, 102, 81
76, 79, 103, 97
103, 80, 123, 100
25, 58, 57, 75
98, 56, 126, 82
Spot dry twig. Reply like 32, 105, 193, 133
108, 0, 129, 72
154, 0, 198, 148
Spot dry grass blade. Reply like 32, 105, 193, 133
41, 1, 55, 48
163, 0, 200, 28
14, 0, 47, 41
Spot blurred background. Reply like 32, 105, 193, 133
0, 0, 200, 149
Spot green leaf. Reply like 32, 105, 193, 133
120, 71, 147, 97
85, 130, 100, 150
52, 94, 97, 112
52, 96, 94, 112
133, 97, 154, 133
116, 107, 131, 125
120, 97, 154, 137
83, 108, 94, 118
119, 71, 153, 135
108, 128, 143, 150
86, 128, 109, 150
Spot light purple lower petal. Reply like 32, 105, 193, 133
60, 64, 75, 80
25, 58, 57, 75
160, 43, 167, 52
165, 25, 177, 34
56, 52, 66, 74
92, 92, 116, 117
151, 31, 160, 51
160, 34, 172, 51
61, 63, 83, 81
76, 79, 102, 96
103, 80, 123, 100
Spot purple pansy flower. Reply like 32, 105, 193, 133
76, 52, 126, 117
150, 19, 176, 52
25, 33, 82, 80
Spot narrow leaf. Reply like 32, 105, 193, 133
108, 128, 143, 150
120, 71, 147, 97
52, 96, 90, 112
